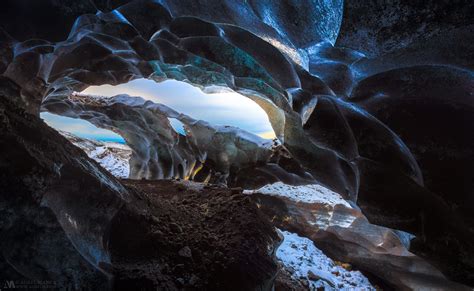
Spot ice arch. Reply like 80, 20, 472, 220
81, 78, 276, 139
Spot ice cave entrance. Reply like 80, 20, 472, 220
40, 79, 276, 179
41, 79, 275, 143
82, 78, 276, 139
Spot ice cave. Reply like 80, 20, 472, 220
0, 0, 473, 290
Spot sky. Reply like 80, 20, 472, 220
41, 112, 126, 143
41, 79, 275, 142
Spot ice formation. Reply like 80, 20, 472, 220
244, 181, 351, 207
248, 182, 458, 289
57, 92, 276, 183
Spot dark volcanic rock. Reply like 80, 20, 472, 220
352, 25, 474, 77
114, 180, 279, 290
0, 0, 98, 41
337, 0, 474, 57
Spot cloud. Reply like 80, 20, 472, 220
257, 130, 277, 139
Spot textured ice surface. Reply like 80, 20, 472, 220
62, 92, 274, 182
244, 182, 351, 207
276, 229, 374, 290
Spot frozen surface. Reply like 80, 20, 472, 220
60, 131, 131, 178
87, 143, 131, 179
244, 182, 351, 207
276, 229, 375, 290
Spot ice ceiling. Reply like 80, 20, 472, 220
1, 0, 473, 288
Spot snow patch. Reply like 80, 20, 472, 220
87, 143, 131, 179
244, 182, 351, 207
276, 229, 374, 290
60, 131, 131, 178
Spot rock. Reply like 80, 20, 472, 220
230, 187, 243, 194
188, 274, 200, 286
337, 1, 474, 57
169, 223, 183, 234
113, 179, 280, 290
1, 0, 98, 41
307, 270, 321, 281
178, 246, 192, 258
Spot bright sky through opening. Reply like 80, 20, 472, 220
42, 79, 276, 142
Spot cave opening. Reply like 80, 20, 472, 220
81, 78, 277, 140
40, 78, 279, 181
40, 112, 132, 178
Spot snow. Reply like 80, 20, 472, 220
276, 229, 375, 290
244, 182, 351, 207
87, 143, 131, 178
60, 131, 131, 178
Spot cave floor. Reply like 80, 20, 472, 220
109, 179, 278, 290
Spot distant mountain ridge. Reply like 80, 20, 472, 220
59, 131, 131, 179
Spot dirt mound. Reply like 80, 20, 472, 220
110, 180, 279, 290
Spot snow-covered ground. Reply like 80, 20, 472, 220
87, 143, 131, 178
276, 229, 375, 290
60, 131, 131, 178
244, 182, 351, 207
